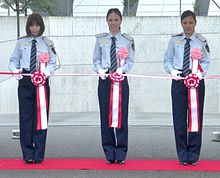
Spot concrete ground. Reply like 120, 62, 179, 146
1, 112, 220, 178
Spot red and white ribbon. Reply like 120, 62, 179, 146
108, 48, 128, 128
109, 80, 122, 128
184, 48, 202, 132
35, 53, 49, 130
187, 87, 200, 132
108, 73, 125, 128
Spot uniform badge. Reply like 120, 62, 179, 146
99, 40, 109, 45
176, 41, 182, 45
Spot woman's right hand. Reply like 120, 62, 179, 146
98, 68, 108, 80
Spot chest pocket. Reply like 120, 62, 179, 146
100, 43, 111, 60
174, 42, 185, 61
20, 45, 30, 60
174, 42, 184, 49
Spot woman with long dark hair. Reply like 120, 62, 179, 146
93, 8, 134, 164
164, 10, 210, 166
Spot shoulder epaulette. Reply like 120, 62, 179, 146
95, 32, 108, 38
172, 33, 183, 37
196, 33, 209, 53
42, 36, 57, 55
42, 36, 54, 46
122, 33, 133, 41
196, 33, 207, 42
18, 35, 28, 39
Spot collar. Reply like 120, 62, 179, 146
181, 32, 197, 42
108, 32, 121, 41
28, 36, 42, 43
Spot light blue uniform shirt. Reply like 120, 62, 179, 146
9, 36, 57, 73
164, 32, 210, 76
93, 32, 135, 73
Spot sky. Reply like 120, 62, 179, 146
0, 0, 219, 16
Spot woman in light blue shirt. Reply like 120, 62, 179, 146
164, 10, 210, 166
93, 8, 134, 165
9, 13, 57, 164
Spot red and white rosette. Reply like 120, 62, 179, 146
35, 52, 49, 130
184, 48, 203, 132
108, 48, 128, 128
184, 73, 200, 89
31, 71, 46, 86
109, 72, 125, 82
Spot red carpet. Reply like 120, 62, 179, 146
0, 159, 220, 171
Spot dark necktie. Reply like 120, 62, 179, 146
182, 38, 191, 76
110, 36, 117, 72
30, 39, 37, 73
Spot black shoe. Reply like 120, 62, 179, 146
25, 160, 33, 164
189, 161, 198, 166
117, 160, 125, 165
34, 160, 42, 164
106, 160, 115, 164
179, 162, 188, 166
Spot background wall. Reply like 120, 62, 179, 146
0, 16, 219, 114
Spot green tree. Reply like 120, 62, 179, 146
122, 0, 139, 16
29, 0, 59, 16
31, 0, 74, 16
0, 0, 73, 16
194, 0, 210, 16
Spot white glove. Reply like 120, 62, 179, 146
13, 69, 23, 80
98, 68, 108, 80
196, 70, 203, 80
116, 68, 123, 75
42, 70, 50, 78
171, 70, 182, 81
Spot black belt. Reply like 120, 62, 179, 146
176, 69, 192, 77
22, 69, 30, 74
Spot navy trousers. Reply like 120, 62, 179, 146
98, 77, 129, 161
18, 73, 50, 161
171, 79, 205, 163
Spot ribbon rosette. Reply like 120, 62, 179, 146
39, 52, 49, 63
108, 48, 128, 129
31, 71, 46, 86
118, 47, 128, 60
109, 72, 125, 82
118, 47, 128, 67
191, 48, 202, 60
184, 48, 202, 132
184, 73, 200, 89
31, 52, 48, 86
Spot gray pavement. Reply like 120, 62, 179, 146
1, 111, 220, 126
1, 112, 220, 178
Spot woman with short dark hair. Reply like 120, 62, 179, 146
9, 13, 57, 164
